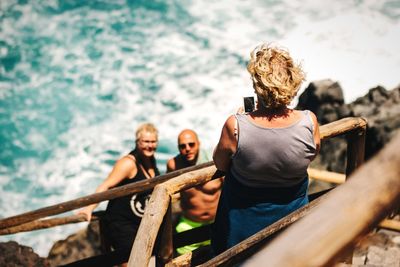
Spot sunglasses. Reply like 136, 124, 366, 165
179, 142, 196, 150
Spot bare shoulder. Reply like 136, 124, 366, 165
225, 115, 236, 131
221, 114, 237, 139
306, 110, 319, 128
115, 155, 137, 172
106, 154, 138, 181
308, 110, 318, 123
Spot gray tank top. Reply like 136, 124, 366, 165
230, 110, 317, 188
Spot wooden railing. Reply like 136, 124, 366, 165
0, 162, 215, 230
0, 117, 373, 267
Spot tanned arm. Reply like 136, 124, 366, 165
213, 115, 238, 172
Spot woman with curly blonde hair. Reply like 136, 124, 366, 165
212, 43, 320, 254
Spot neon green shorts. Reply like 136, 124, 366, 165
175, 216, 212, 255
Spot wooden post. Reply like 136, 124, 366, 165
342, 119, 366, 264
346, 120, 367, 177
128, 165, 222, 267
128, 186, 171, 267
243, 132, 400, 267
156, 201, 174, 266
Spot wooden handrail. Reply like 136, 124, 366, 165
319, 117, 366, 140
308, 168, 345, 184
0, 162, 214, 230
243, 132, 400, 267
0, 167, 344, 236
0, 212, 105, 235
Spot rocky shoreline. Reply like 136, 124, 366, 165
1, 80, 399, 266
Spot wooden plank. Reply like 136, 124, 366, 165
163, 166, 223, 195
346, 126, 367, 177
0, 162, 213, 230
0, 212, 101, 235
319, 117, 367, 140
128, 186, 171, 267
128, 166, 223, 267
0, 169, 336, 236
156, 202, 174, 265
308, 168, 345, 184
378, 219, 400, 232
243, 132, 400, 267
342, 121, 366, 263
165, 252, 192, 267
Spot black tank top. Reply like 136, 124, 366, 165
105, 149, 160, 224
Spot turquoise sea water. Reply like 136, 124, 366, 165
1, 0, 400, 255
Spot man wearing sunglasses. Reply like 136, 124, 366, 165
167, 129, 223, 255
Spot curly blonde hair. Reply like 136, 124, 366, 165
247, 43, 305, 109
135, 123, 158, 142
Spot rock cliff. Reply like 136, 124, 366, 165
297, 79, 400, 173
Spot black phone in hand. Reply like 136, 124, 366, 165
243, 96, 255, 112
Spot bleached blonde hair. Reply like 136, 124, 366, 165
135, 123, 158, 142
247, 43, 305, 109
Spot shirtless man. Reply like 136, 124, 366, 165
167, 129, 223, 255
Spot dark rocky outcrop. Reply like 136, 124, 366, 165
47, 221, 102, 267
0, 241, 49, 267
297, 79, 400, 173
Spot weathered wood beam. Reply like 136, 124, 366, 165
0, 167, 340, 235
156, 202, 174, 265
0, 214, 88, 235
308, 168, 345, 184
346, 126, 367, 177
378, 219, 400, 232
128, 186, 171, 267
127, 165, 223, 267
0, 211, 107, 235
243, 132, 400, 267
319, 117, 367, 140
0, 162, 213, 230
165, 252, 192, 267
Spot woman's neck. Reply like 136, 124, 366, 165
253, 105, 291, 120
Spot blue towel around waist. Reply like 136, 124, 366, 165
211, 172, 309, 255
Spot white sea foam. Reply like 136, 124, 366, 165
1, 0, 399, 256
